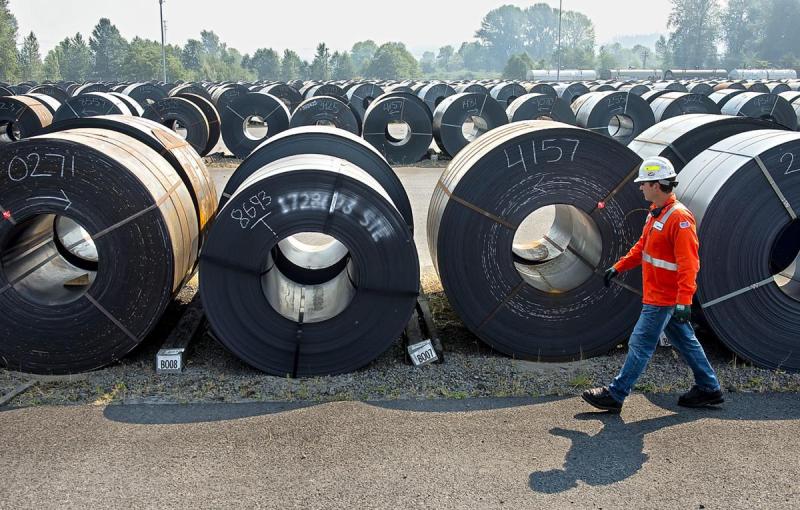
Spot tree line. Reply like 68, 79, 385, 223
2, 0, 800, 85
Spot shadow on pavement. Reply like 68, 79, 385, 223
529, 393, 800, 494
103, 396, 570, 425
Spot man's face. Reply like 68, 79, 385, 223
639, 181, 659, 202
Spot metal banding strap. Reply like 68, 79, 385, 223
435, 180, 516, 230
477, 280, 526, 331
711, 149, 797, 220
631, 137, 691, 164
701, 274, 778, 309
84, 293, 139, 343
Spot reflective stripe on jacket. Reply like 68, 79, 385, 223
613, 195, 700, 306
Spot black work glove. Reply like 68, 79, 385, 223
603, 267, 618, 287
673, 304, 691, 323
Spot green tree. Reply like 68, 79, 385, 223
420, 51, 436, 74
0, 0, 19, 82
43, 46, 63, 81
18, 32, 43, 82
758, 0, 800, 66
667, 0, 721, 68
364, 42, 419, 79
57, 33, 93, 81
249, 48, 280, 80
310, 42, 330, 80
655, 35, 672, 68
280, 49, 303, 80
475, 5, 527, 70
330, 51, 355, 80
524, 3, 557, 61
181, 39, 203, 72
122, 37, 162, 80
437, 45, 454, 69
458, 41, 489, 71
351, 40, 377, 73
503, 53, 533, 79
200, 30, 221, 58
597, 45, 618, 71
89, 18, 128, 80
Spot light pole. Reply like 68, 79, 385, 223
556, 0, 563, 80
159, 0, 167, 82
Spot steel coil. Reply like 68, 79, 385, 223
39, 115, 218, 248
220, 126, 412, 232
554, 82, 589, 104
306, 83, 347, 102
720, 92, 797, 130
0, 129, 201, 373
527, 83, 558, 98
219, 91, 290, 159
648, 92, 721, 122
176, 93, 221, 156
490, 82, 527, 108
629, 113, 783, 174
506, 93, 576, 125
571, 91, 655, 145
618, 84, 650, 96
72, 83, 109, 96
456, 83, 490, 95
200, 154, 419, 376
0, 96, 53, 141
417, 83, 457, 115
54, 92, 132, 122
687, 83, 714, 96
289, 96, 359, 135
210, 84, 250, 116
345, 83, 385, 127
676, 129, 800, 371
362, 93, 433, 165
108, 92, 143, 117
427, 121, 645, 360
260, 83, 303, 113
122, 83, 167, 107
169, 83, 213, 103
432, 93, 507, 158
143, 96, 210, 155
27, 85, 68, 103
22, 94, 61, 116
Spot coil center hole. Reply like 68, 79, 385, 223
244, 115, 268, 141
1, 214, 98, 305
262, 232, 355, 323
0, 121, 22, 143
168, 119, 188, 139
461, 116, 489, 142
770, 218, 800, 301
385, 121, 412, 146
607, 114, 635, 140
512, 204, 602, 293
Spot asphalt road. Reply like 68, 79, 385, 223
1, 394, 798, 509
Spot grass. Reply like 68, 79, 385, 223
568, 373, 593, 390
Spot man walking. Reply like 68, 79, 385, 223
583, 156, 723, 413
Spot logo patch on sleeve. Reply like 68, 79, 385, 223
679, 220, 690, 229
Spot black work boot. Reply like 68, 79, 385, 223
678, 385, 724, 408
582, 387, 622, 413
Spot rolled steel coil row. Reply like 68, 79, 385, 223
428, 114, 800, 371
0, 116, 217, 374
201, 126, 419, 376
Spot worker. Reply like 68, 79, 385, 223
582, 156, 723, 413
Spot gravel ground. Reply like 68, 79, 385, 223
2, 153, 798, 407
2, 273, 799, 408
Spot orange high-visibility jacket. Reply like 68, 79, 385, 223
613, 195, 700, 306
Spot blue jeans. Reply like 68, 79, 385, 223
608, 305, 721, 403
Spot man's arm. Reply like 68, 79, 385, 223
673, 214, 700, 305
613, 226, 647, 273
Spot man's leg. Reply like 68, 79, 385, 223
607, 305, 674, 403
663, 317, 721, 392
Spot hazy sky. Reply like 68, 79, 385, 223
11, 0, 673, 60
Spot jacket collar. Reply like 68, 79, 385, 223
649, 194, 677, 213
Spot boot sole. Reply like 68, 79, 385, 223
678, 397, 725, 408
581, 393, 622, 413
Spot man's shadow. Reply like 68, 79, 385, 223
528, 394, 800, 494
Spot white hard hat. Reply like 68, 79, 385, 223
634, 156, 678, 183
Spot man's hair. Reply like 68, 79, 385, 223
657, 178, 677, 193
